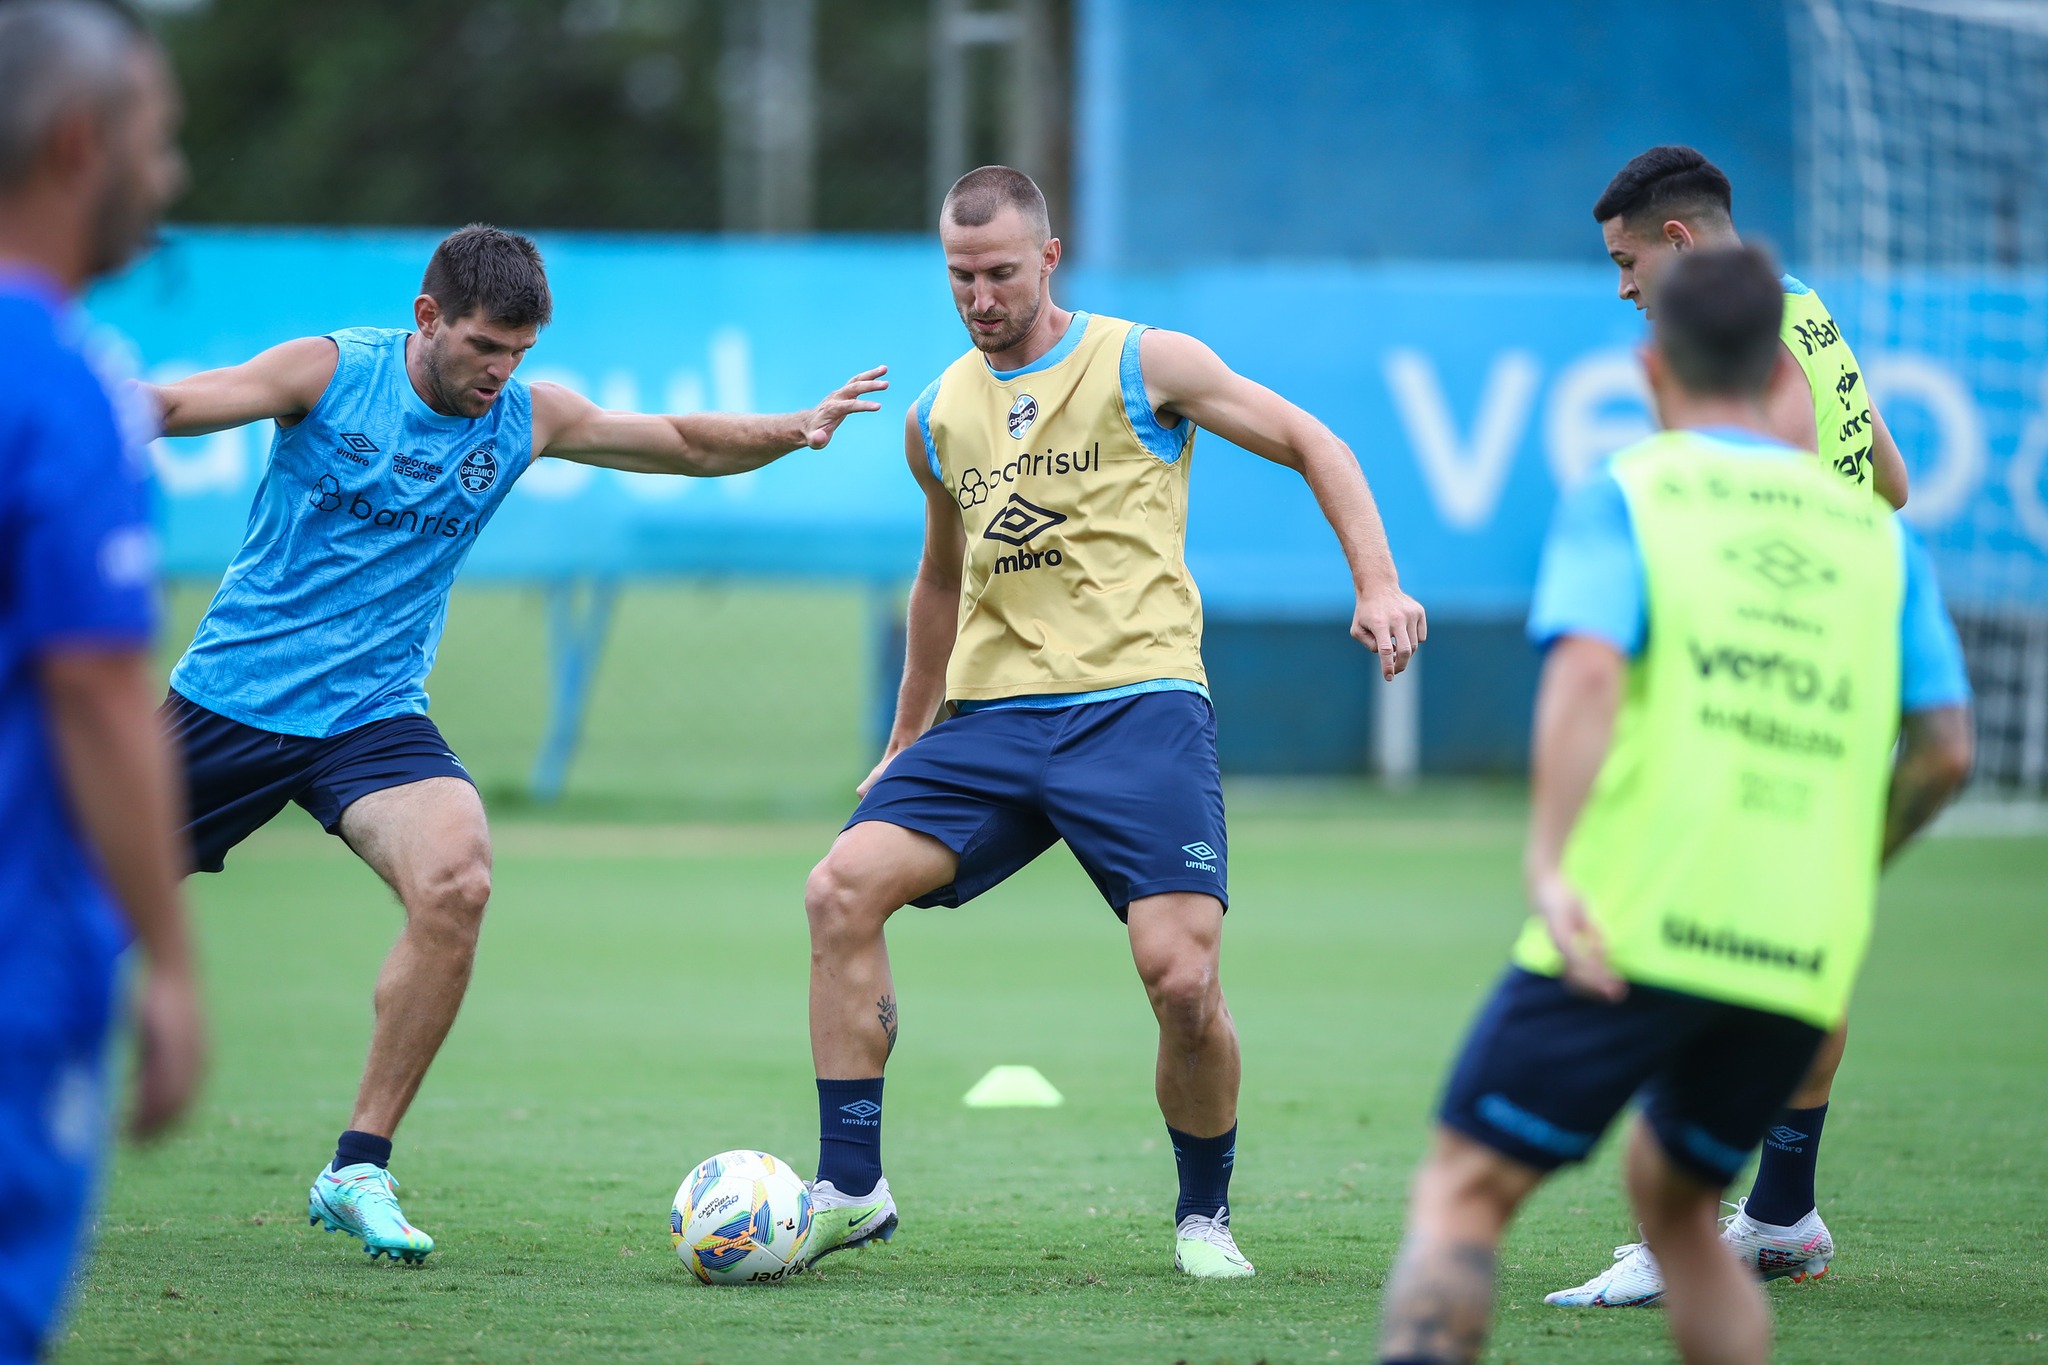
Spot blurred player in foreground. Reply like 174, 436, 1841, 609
797, 166, 1425, 1278
1374, 246, 1972, 1365
1549, 144, 1917, 1307
144, 227, 886, 1263
0, 0, 202, 1354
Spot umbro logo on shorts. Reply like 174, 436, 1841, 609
1182, 842, 1219, 872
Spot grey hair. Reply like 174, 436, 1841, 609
0, 0, 149, 192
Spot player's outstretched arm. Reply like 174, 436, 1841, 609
1139, 328, 1425, 679
144, 336, 340, 437
1881, 705, 1972, 861
530, 367, 888, 476
1525, 634, 1627, 1002
856, 411, 965, 797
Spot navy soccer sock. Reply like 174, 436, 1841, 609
1744, 1103, 1828, 1226
332, 1129, 392, 1172
1168, 1123, 1237, 1225
816, 1078, 885, 1198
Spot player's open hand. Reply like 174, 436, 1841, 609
1529, 868, 1625, 1002
855, 741, 907, 798
1351, 584, 1427, 682
805, 366, 890, 449
129, 961, 206, 1141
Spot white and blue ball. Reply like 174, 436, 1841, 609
670, 1149, 812, 1285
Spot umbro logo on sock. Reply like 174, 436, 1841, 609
1766, 1125, 1809, 1147
839, 1100, 881, 1120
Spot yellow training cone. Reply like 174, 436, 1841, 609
963, 1065, 1064, 1108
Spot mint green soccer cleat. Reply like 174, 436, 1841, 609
795, 1177, 897, 1269
1174, 1208, 1255, 1278
309, 1163, 435, 1263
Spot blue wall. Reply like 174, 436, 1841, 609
98, 231, 2045, 610
1077, 0, 1796, 268
96, 231, 2047, 773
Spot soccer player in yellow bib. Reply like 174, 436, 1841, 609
1545, 145, 1920, 1307
795, 166, 1426, 1278
1373, 247, 1972, 1365
1597, 145, 1908, 510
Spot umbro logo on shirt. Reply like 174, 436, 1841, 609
981, 494, 1066, 546
337, 433, 379, 467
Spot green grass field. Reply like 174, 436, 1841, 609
57, 586, 2048, 1362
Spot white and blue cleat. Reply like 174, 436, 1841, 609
309, 1162, 435, 1264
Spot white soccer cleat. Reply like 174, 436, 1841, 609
1173, 1208, 1255, 1279
795, 1176, 898, 1268
1721, 1198, 1834, 1283
1543, 1237, 1665, 1307
1546, 1202, 1835, 1307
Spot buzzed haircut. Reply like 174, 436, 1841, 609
942, 165, 1051, 241
1593, 145, 1735, 230
0, 0, 149, 193
420, 224, 553, 330
1654, 245, 1785, 398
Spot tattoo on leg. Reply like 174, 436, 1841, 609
1378, 1234, 1497, 1365
877, 994, 898, 1057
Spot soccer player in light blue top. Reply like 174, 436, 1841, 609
0, 3, 203, 1355
145, 224, 887, 1261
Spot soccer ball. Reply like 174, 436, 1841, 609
670, 1149, 812, 1285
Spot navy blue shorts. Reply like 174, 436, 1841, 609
1439, 967, 1826, 1187
163, 692, 474, 874
848, 690, 1227, 918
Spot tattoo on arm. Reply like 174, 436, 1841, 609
1378, 1234, 1497, 1365
877, 994, 898, 1057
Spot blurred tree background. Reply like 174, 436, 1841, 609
143, 0, 1068, 233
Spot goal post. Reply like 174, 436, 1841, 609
1793, 0, 2048, 794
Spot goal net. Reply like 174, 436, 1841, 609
1792, 0, 2048, 795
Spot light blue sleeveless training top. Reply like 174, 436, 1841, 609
171, 327, 534, 737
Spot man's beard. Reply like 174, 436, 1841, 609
419, 342, 479, 417
964, 290, 1042, 355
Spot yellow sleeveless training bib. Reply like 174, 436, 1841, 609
1512, 431, 1903, 1027
1781, 275, 1877, 493
920, 313, 1207, 703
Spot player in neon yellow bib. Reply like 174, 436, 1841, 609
1595, 145, 1908, 511
1543, 145, 1922, 1306
1375, 247, 1972, 1365
795, 166, 1426, 1279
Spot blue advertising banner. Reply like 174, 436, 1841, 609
92, 229, 2047, 615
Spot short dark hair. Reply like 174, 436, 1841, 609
420, 224, 552, 329
941, 165, 1050, 241
1654, 245, 1784, 398
0, 0, 151, 192
1593, 145, 1734, 229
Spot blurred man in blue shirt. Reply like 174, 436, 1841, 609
0, 2, 200, 1357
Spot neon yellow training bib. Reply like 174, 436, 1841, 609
1512, 431, 1903, 1027
924, 313, 1207, 704
1781, 275, 1876, 493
